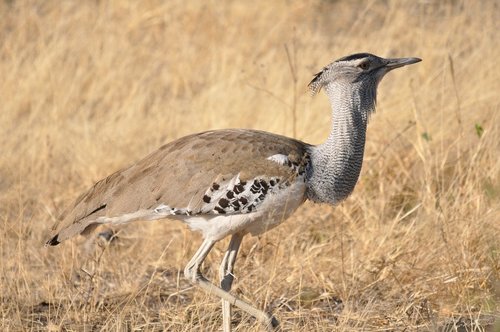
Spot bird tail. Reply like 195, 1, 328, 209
45, 207, 171, 247
45, 220, 101, 246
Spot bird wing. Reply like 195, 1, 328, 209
47, 129, 309, 245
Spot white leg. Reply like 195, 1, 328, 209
219, 233, 244, 332
184, 238, 279, 331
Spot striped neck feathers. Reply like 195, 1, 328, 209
306, 80, 376, 204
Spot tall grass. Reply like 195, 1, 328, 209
1, 0, 498, 330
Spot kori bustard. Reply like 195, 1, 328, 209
46, 53, 421, 331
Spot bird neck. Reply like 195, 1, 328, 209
306, 81, 376, 204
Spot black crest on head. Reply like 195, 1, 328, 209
308, 68, 325, 95
335, 53, 373, 62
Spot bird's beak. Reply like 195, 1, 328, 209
384, 57, 422, 70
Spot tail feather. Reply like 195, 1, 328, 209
45, 207, 171, 247
45, 221, 100, 247
46, 234, 60, 246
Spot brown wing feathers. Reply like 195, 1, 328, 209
46, 129, 308, 246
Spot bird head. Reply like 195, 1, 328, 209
308, 53, 421, 95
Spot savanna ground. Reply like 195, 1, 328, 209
1, 1, 499, 331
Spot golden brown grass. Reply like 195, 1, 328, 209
1, 1, 499, 331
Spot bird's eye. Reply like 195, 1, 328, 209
358, 62, 369, 70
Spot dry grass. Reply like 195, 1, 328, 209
1, 0, 499, 331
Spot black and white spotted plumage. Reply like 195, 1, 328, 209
154, 152, 309, 218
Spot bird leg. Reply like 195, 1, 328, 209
184, 238, 279, 331
219, 233, 244, 332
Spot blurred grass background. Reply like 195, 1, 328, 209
0, 0, 499, 330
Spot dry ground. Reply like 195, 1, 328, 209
1, 1, 499, 331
